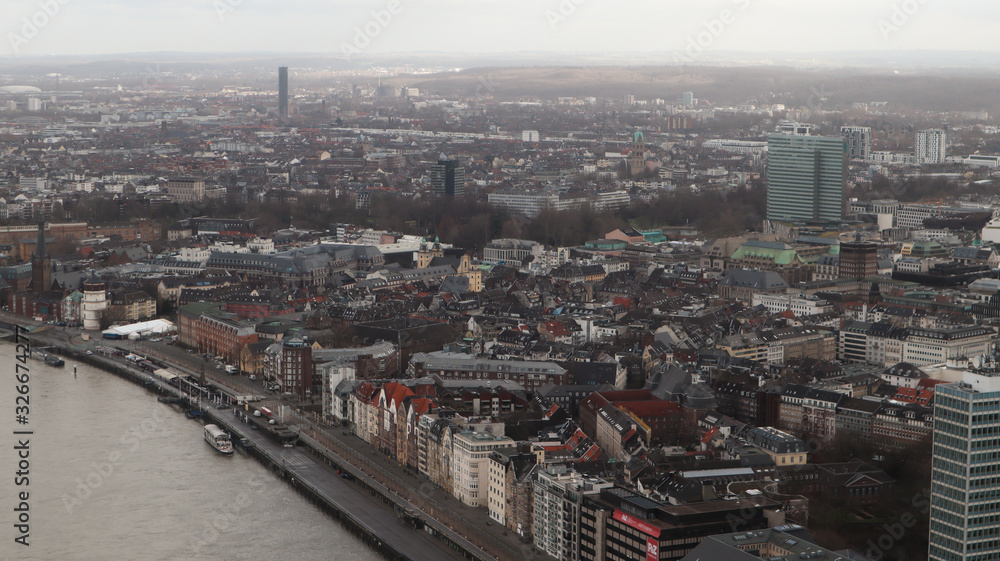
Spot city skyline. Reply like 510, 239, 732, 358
1, 0, 999, 58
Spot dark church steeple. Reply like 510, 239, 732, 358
30, 221, 51, 294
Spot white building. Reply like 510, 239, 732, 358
82, 275, 108, 331
752, 293, 834, 316
19, 177, 46, 191
483, 239, 538, 265
701, 139, 769, 155
521, 130, 540, 142
451, 431, 515, 508
488, 191, 560, 217
247, 237, 275, 254
902, 326, 995, 367
177, 247, 211, 263
916, 129, 947, 164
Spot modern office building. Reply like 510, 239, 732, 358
916, 129, 947, 164
431, 157, 465, 196
841, 126, 873, 160
929, 359, 1000, 561
278, 66, 289, 120
839, 242, 879, 279
766, 134, 846, 223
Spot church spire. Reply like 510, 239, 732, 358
35, 220, 46, 260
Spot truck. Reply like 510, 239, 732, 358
259, 407, 272, 418
225, 365, 237, 374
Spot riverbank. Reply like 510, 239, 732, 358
1, 319, 511, 561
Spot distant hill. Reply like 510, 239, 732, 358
386, 65, 1000, 113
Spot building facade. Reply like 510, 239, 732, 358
766, 134, 846, 223
929, 367, 1000, 561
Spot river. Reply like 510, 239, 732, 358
0, 344, 383, 561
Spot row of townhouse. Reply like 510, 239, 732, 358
777, 384, 934, 448
348, 380, 517, 509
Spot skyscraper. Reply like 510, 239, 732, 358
766, 134, 846, 223
431, 156, 465, 197
278, 66, 289, 120
929, 359, 1000, 561
841, 126, 873, 160
916, 129, 947, 164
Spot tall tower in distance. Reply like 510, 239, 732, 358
766, 134, 846, 223
916, 129, 947, 164
30, 221, 51, 294
278, 66, 289, 120
431, 155, 465, 197
929, 355, 1000, 561
629, 131, 646, 176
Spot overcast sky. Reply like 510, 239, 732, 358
0, 0, 996, 58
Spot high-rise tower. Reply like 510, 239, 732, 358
766, 134, 846, 223
929, 357, 1000, 561
431, 156, 465, 197
278, 66, 289, 120
916, 129, 947, 164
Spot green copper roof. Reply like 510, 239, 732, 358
730, 246, 803, 266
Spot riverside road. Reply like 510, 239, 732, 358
6, 315, 544, 561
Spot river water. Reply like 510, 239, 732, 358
0, 344, 382, 561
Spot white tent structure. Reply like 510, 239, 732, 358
102, 319, 176, 340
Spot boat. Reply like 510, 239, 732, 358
30, 349, 64, 367
186, 409, 205, 419
203, 424, 234, 454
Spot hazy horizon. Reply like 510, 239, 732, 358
1, 0, 998, 61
